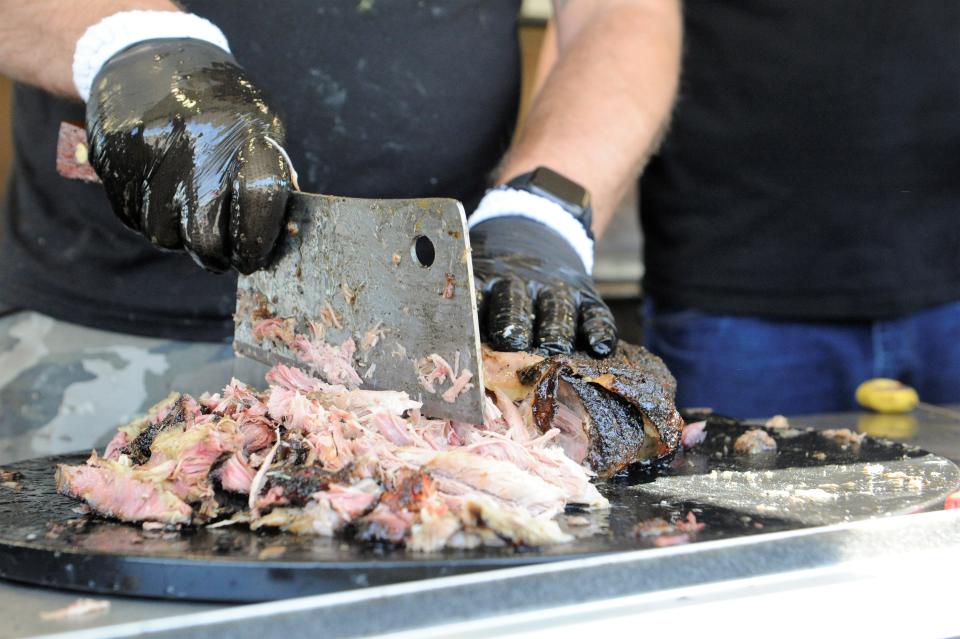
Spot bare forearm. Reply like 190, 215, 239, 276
498, 0, 682, 235
0, 0, 179, 97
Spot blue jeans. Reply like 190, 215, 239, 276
642, 299, 960, 418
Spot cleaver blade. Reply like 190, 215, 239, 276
233, 192, 486, 424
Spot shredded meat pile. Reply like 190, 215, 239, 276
56, 333, 682, 550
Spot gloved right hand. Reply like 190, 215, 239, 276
86, 38, 292, 274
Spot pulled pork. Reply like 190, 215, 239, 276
57, 339, 682, 549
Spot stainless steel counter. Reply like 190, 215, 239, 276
6, 510, 960, 638
4, 406, 959, 638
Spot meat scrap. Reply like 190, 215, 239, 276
820, 428, 866, 448
441, 369, 474, 403
416, 353, 475, 403
416, 353, 454, 393
55, 337, 683, 550
734, 429, 778, 455
252, 318, 296, 345
0, 469, 22, 489
292, 336, 362, 387
681, 420, 707, 449
633, 511, 705, 547
945, 491, 960, 510
360, 322, 384, 352
765, 415, 790, 428
56, 459, 193, 525
442, 272, 455, 299
40, 598, 110, 621
249, 317, 362, 388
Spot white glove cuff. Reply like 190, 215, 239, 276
73, 10, 231, 102
468, 187, 595, 274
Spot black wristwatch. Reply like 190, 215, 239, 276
505, 167, 594, 239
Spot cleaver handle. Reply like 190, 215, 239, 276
56, 122, 101, 183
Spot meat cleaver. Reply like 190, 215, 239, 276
56, 122, 486, 423
232, 193, 485, 423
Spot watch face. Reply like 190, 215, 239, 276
506, 167, 595, 238
531, 167, 591, 212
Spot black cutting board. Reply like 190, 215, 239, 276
0, 416, 956, 602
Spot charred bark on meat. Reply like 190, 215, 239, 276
379, 471, 434, 513
209, 454, 250, 515
281, 438, 310, 466
120, 396, 186, 465
354, 471, 433, 545
518, 346, 683, 479
608, 342, 678, 398
562, 377, 648, 478
265, 465, 356, 507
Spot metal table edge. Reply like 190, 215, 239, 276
33, 508, 960, 639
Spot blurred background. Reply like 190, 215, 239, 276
0, 78, 10, 203
0, 0, 644, 342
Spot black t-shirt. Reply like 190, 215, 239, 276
641, 0, 960, 320
0, 0, 520, 341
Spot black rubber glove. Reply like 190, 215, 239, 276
471, 217, 618, 357
86, 39, 292, 274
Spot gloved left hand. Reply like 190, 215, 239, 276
471, 216, 618, 357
